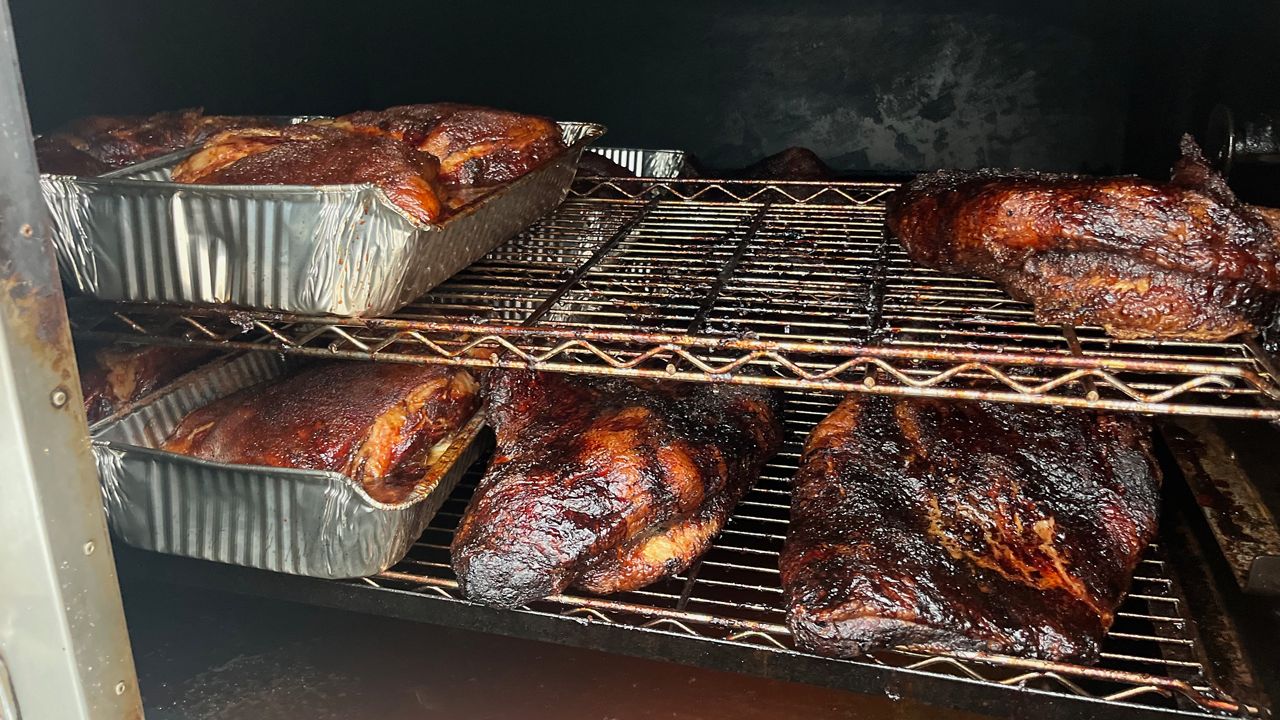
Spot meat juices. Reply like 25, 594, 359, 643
452, 371, 782, 608
781, 395, 1160, 662
886, 136, 1280, 340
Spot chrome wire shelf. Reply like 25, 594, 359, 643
347, 391, 1257, 718
73, 177, 1280, 420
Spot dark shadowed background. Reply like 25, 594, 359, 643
10, 0, 1280, 175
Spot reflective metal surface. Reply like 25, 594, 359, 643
1164, 418, 1280, 595
92, 353, 487, 579
0, 0, 141, 715
43, 122, 605, 316
586, 147, 687, 177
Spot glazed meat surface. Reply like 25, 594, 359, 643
78, 344, 215, 424
171, 124, 445, 223
36, 109, 272, 174
452, 371, 782, 607
339, 104, 565, 186
886, 136, 1280, 340
164, 362, 479, 504
780, 395, 1160, 662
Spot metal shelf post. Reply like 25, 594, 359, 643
0, 0, 142, 716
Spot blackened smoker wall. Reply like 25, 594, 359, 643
7, 0, 1261, 175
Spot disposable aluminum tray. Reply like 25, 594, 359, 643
584, 147, 687, 177
90, 352, 488, 579
43, 121, 605, 316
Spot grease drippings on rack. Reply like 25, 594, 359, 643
227, 310, 256, 333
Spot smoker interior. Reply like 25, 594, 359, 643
8, 1, 1280, 718
72, 174, 1277, 716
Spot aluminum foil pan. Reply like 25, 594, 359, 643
585, 147, 687, 178
90, 352, 488, 579
43, 121, 606, 317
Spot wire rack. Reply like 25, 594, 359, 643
339, 391, 1257, 718
75, 177, 1280, 420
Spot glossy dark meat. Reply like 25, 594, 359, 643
339, 103, 565, 186
36, 109, 274, 174
780, 395, 1160, 662
452, 371, 782, 607
171, 123, 445, 224
78, 344, 215, 424
886, 136, 1280, 340
163, 362, 479, 504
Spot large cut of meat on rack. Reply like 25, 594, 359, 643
780, 395, 1160, 662
736, 147, 835, 180
680, 146, 835, 180
337, 104, 565, 186
886, 136, 1280, 340
452, 371, 782, 608
78, 343, 216, 424
163, 362, 479, 504
36, 109, 274, 175
171, 123, 446, 223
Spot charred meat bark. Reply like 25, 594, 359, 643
338, 103, 565, 186
781, 395, 1160, 662
452, 371, 782, 607
886, 137, 1280, 340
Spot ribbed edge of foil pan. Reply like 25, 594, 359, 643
586, 147, 686, 178
44, 121, 605, 317
91, 353, 490, 579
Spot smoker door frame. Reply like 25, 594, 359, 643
0, 0, 142, 717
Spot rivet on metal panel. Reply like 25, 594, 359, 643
114, 682, 125, 696
18, 223, 31, 237
82, 541, 94, 556
48, 387, 67, 408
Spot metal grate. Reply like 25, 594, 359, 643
75, 177, 1280, 419
346, 391, 1256, 718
